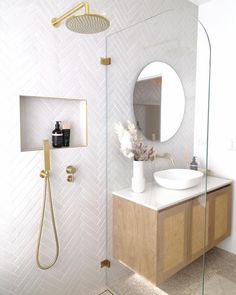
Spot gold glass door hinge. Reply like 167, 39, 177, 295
100, 57, 111, 65
100, 259, 111, 268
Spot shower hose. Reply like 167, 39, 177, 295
36, 172, 59, 270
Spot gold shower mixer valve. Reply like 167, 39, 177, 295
66, 166, 76, 182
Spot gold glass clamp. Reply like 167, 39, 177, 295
100, 259, 111, 268
100, 57, 111, 65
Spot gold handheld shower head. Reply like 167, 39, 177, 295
37, 139, 59, 270
43, 139, 50, 172
51, 1, 110, 34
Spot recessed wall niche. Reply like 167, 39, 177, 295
20, 95, 87, 152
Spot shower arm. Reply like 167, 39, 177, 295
51, 2, 90, 27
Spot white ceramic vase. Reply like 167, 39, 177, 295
131, 160, 145, 193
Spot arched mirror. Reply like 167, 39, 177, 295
133, 61, 185, 142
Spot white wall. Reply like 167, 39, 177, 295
196, 0, 236, 254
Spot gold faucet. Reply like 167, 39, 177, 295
156, 153, 175, 167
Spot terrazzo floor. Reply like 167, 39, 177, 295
160, 247, 236, 295
108, 273, 168, 295
106, 247, 236, 295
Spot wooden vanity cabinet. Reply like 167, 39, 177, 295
113, 185, 232, 285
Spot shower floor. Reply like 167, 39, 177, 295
160, 247, 236, 295
107, 247, 236, 295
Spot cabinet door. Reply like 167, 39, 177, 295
157, 202, 189, 283
189, 195, 209, 263
208, 185, 231, 247
113, 196, 158, 284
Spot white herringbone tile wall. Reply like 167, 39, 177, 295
0, 1, 107, 294
0, 0, 198, 295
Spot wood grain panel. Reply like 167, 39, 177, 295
189, 196, 209, 262
157, 202, 189, 283
113, 196, 158, 284
215, 194, 228, 239
163, 212, 185, 271
213, 186, 232, 242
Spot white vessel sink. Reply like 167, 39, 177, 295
154, 169, 204, 190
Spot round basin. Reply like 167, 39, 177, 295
154, 169, 204, 190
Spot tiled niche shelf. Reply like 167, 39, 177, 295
20, 95, 87, 152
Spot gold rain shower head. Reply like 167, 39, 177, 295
51, 1, 110, 34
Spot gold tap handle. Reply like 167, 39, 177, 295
43, 140, 50, 172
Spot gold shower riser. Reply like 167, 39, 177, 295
100, 57, 111, 65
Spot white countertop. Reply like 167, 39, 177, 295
112, 176, 232, 211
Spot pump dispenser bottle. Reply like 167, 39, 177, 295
52, 121, 63, 148
190, 156, 198, 170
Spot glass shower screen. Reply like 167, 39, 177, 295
105, 9, 211, 295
